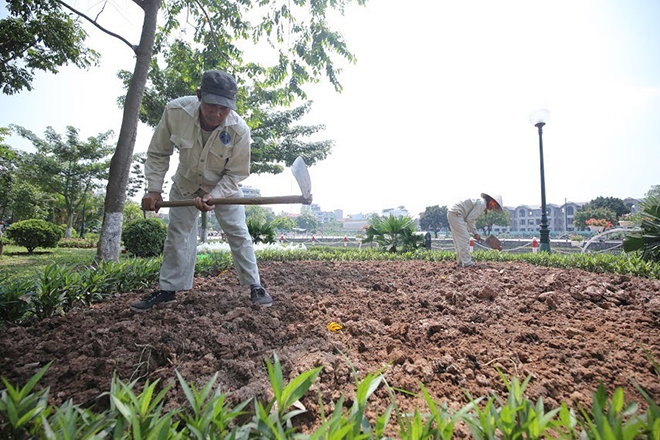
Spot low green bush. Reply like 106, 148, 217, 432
4, 219, 63, 253
121, 217, 167, 258
57, 237, 97, 248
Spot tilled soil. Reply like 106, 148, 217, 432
1, 260, 659, 430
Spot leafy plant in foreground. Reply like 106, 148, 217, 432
1, 358, 660, 438
0, 277, 32, 325
624, 195, 660, 262
576, 384, 645, 440
176, 370, 249, 438
41, 400, 111, 440
252, 352, 323, 438
0, 362, 52, 438
103, 375, 178, 438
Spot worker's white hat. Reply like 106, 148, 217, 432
481, 193, 503, 212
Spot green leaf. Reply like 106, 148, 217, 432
611, 387, 624, 414
281, 367, 323, 411
176, 370, 198, 413
110, 395, 132, 421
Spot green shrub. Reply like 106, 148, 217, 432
57, 237, 97, 248
0, 259, 162, 325
362, 215, 424, 252
4, 219, 63, 253
121, 217, 167, 257
247, 217, 275, 244
0, 277, 32, 325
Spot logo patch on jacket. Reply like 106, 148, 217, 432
219, 130, 231, 145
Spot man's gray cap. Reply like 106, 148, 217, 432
200, 70, 237, 110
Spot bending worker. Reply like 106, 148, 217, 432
134, 70, 272, 312
447, 193, 503, 268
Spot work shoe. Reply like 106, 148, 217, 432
130, 290, 176, 312
250, 285, 273, 307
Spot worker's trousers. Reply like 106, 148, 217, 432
447, 212, 474, 267
159, 184, 260, 291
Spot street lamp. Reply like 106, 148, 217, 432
530, 109, 551, 252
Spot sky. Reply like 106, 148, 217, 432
1, 0, 659, 218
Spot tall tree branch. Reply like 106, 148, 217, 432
191, 0, 230, 64
54, 0, 137, 53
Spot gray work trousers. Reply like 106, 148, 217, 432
159, 184, 260, 291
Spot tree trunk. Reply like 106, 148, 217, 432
95, 0, 159, 262
201, 211, 208, 243
66, 213, 74, 238
80, 193, 87, 238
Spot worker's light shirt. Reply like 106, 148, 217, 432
145, 96, 251, 199
449, 198, 486, 235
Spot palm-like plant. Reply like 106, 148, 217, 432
623, 195, 660, 262
246, 218, 275, 244
362, 215, 423, 252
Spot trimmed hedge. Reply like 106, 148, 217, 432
121, 217, 167, 257
4, 219, 63, 253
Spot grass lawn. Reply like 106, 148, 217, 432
0, 245, 108, 280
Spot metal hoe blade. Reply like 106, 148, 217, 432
291, 156, 312, 202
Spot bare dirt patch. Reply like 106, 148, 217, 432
1, 260, 659, 427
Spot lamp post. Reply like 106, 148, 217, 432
530, 109, 551, 252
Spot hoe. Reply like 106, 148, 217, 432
155, 156, 312, 209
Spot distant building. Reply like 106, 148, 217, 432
495, 197, 643, 235
503, 202, 584, 234
301, 203, 336, 224
342, 212, 376, 232
240, 186, 261, 198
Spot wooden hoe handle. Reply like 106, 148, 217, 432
156, 194, 312, 208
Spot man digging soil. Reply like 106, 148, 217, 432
135, 70, 272, 312
447, 192, 503, 268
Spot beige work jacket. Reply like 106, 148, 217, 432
449, 198, 487, 235
145, 96, 251, 199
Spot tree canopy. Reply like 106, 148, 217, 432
573, 207, 617, 229
476, 209, 510, 236
580, 196, 630, 219
0, 127, 22, 219
297, 212, 319, 232
118, 39, 335, 174
0, 0, 99, 94
419, 205, 449, 237
10, 125, 114, 237
271, 215, 297, 233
